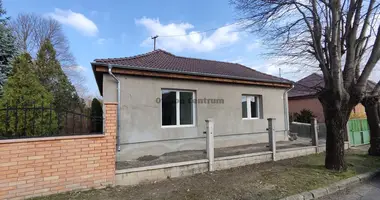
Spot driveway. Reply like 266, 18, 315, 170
318, 175, 380, 200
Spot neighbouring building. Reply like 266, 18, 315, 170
91, 49, 293, 161
288, 73, 373, 122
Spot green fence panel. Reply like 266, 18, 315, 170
348, 119, 370, 146
363, 131, 370, 144
349, 119, 362, 132
361, 120, 369, 131
353, 131, 363, 145
349, 131, 355, 146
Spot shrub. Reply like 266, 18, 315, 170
91, 98, 103, 132
292, 109, 316, 123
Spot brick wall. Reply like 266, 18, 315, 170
350, 103, 367, 119
0, 102, 117, 200
289, 97, 367, 122
289, 98, 325, 122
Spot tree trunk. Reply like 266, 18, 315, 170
324, 110, 348, 171
319, 91, 351, 171
363, 96, 380, 156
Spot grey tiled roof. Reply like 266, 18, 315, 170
288, 73, 324, 98
94, 49, 292, 84
289, 73, 377, 98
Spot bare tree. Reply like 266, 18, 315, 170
362, 80, 380, 155
10, 13, 88, 98
11, 13, 74, 65
232, 0, 380, 170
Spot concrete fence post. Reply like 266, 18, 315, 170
267, 118, 276, 161
311, 118, 319, 152
206, 118, 214, 171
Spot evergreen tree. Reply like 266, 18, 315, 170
0, 53, 56, 138
35, 39, 81, 111
90, 98, 103, 132
0, 0, 17, 97
0, 0, 9, 24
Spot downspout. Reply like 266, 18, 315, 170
283, 85, 294, 139
108, 64, 121, 152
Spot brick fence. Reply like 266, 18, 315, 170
0, 102, 117, 200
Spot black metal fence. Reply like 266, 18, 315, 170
0, 103, 103, 140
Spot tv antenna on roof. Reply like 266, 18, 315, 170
151, 35, 158, 50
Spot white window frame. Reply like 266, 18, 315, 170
242, 95, 261, 120
161, 89, 196, 128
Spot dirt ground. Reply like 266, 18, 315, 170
116, 137, 326, 169
32, 146, 380, 200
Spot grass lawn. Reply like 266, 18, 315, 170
31, 146, 380, 200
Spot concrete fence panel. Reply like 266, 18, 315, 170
290, 121, 326, 139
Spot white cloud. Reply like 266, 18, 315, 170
246, 40, 262, 51
247, 57, 314, 81
135, 17, 240, 52
224, 57, 244, 64
67, 65, 87, 72
96, 38, 106, 45
95, 38, 113, 45
48, 9, 98, 36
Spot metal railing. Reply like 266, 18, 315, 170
0, 103, 103, 139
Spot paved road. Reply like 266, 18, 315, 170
318, 175, 380, 200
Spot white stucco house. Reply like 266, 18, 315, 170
91, 49, 293, 161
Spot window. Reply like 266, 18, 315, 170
242, 95, 262, 119
161, 90, 195, 126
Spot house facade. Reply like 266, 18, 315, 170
288, 73, 369, 122
92, 50, 293, 161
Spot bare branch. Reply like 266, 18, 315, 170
10, 13, 88, 98
232, 0, 379, 102
357, 24, 380, 89
343, 0, 364, 89
372, 80, 380, 95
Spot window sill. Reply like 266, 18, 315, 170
242, 118, 261, 120
161, 124, 196, 129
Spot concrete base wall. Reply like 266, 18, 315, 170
117, 131, 287, 161
214, 152, 272, 170
116, 160, 208, 186
115, 142, 350, 186
276, 147, 318, 160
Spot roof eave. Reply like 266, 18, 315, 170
288, 94, 318, 100
91, 63, 104, 95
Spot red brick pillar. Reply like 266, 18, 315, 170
104, 102, 118, 185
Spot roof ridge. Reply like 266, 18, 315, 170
291, 73, 324, 95
240, 63, 289, 81
170, 52, 288, 81
172, 54, 242, 65
311, 72, 323, 78
94, 49, 171, 62
171, 54, 288, 81
297, 73, 322, 83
